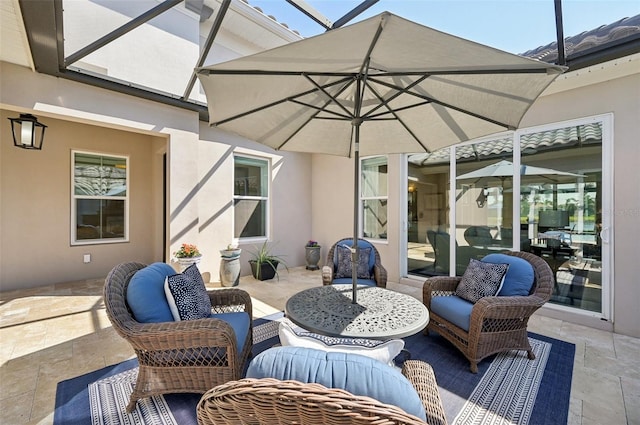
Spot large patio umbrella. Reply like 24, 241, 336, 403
196, 12, 564, 303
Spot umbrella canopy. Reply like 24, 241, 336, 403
457, 160, 584, 180
196, 12, 564, 302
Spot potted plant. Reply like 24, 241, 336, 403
220, 243, 241, 259
305, 240, 321, 270
248, 241, 287, 281
173, 243, 202, 270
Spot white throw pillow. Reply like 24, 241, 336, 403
278, 320, 404, 367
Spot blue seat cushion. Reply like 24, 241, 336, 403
209, 312, 250, 352
126, 262, 176, 323
331, 278, 377, 287
482, 253, 535, 296
246, 346, 426, 421
430, 295, 474, 332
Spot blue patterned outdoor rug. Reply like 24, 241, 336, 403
55, 312, 574, 425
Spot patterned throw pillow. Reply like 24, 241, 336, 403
335, 245, 372, 279
164, 264, 212, 321
455, 258, 509, 303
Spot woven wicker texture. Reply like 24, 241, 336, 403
423, 251, 553, 373
322, 237, 388, 288
103, 262, 253, 412
197, 360, 446, 425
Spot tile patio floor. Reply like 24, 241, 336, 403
0, 266, 638, 425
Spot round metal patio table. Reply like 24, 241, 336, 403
285, 285, 429, 340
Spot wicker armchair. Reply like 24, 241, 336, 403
197, 360, 447, 425
103, 262, 253, 412
423, 251, 553, 373
322, 237, 387, 288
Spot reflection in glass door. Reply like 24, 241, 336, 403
521, 122, 604, 313
406, 117, 609, 317
406, 150, 450, 276
455, 138, 515, 276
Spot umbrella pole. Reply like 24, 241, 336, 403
352, 131, 360, 304
351, 71, 366, 305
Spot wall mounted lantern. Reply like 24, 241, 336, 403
8, 113, 47, 150
475, 188, 488, 208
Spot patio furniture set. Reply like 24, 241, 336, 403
104, 233, 552, 423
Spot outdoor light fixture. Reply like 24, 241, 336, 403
8, 113, 47, 150
476, 188, 489, 208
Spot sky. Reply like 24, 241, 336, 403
248, 0, 640, 54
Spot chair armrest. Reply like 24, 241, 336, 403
402, 360, 447, 425
373, 263, 387, 287
422, 276, 461, 306
208, 288, 252, 316
468, 295, 548, 334
322, 265, 333, 285
126, 317, 242, 353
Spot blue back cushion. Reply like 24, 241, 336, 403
331, 278, 377, 286
246, 346, 426, 421
126, 262, 175, 323
430, 296, 474, 331
333, 239, 376, 271
483, 254, 535, 296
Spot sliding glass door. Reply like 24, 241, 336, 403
406, 115, 611, 318
519, 120, 606, 313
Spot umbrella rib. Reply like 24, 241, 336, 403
370, 77, 515, 130
361, 74, 430, 119
275, 77, 356, 151
303, 74, 354, 118
365, 80, 432, 153
197, 67, 556, 77
212, 76, 353, 126
367, 100, 431, 119
288, 98, 352, 119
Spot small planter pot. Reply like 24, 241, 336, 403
249, 260, 279, 281
305, 246, 321, 270
176, 255, 202, 271
220, 256, 241, 287
220, 248, 241, 259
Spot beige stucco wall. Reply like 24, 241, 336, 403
0, 61, 314, 291
310, 153, 403, 280
197, 124, 313, 279
0, 110, 166, 290
0, 61, 199, 290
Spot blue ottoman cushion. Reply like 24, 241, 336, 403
246, 346, 426, 421
483, 253, 535, 296
430, 295, 474, 332
126, 262, 176, 323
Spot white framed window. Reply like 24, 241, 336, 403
234, 155, 269, 240
71, 150, 129, 245
361, 156, 388, 240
